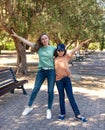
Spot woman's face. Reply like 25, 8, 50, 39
57, 50, 65, 57
41, 35, 49, 46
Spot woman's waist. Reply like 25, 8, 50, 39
38, 65, 54, 70
39, 67, 54, 70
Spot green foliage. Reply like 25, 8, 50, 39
0, 40, 15, 50
88, 42, 99, 50
0, 0, 105, 47
0, 31, 15, 50
99, 35, 105, 50
5, 42, 15, 50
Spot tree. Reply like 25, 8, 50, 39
0, 0, 50, 74
0, 0, 104, 74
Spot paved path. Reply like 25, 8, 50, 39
70, 51, 105, 76
0, 51, 105, 130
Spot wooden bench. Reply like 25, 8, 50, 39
73, 51, 84, 62
84, 50, 95, 57
75, 54, 84, 62
0, 68, 28, 96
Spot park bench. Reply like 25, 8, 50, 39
74, 51, 84, 62
0, 68, 28, 96
84, 50, 95, 57
75, 54, 84, 61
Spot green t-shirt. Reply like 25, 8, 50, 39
38, 45, 56, 69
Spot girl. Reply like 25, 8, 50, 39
54, 40, 90, 122
11, 30, 56, 119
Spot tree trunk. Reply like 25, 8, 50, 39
1, 24, 28, 75
13, 38, 28, 75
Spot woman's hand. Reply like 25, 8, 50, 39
11, 29, 18, 38
10, 29, 35, 48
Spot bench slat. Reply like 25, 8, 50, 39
0, 69, 16, 79
0, 75, 13, 81
0, 79, 14, 88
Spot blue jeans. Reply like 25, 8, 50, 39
28, 69, 55, 109
56, 76, 80, 117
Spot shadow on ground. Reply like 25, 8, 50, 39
0, 87, 105, 130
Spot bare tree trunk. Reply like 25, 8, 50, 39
1, 24, 28, 75
13, 38, 28, 75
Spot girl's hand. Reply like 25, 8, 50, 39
82, 39, 91, 44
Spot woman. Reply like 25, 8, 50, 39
54, 40, 91, 121
11, 30, 56, 119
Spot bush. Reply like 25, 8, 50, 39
0, 42, 15, 50
88, 43, 99, 50
5, 42, 15, 50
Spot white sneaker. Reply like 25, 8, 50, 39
46, 109, 52, 119
22, 106, 33, 116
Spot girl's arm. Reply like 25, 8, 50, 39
11, 30, 35, 48
68, 39, 91, 58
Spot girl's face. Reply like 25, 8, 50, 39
41, 35, 49, 46
57, 50, 65, 57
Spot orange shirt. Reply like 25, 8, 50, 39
55, 54, 72, 81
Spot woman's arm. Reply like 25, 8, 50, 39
68, 39, 91, 58
11, 30, 35, 48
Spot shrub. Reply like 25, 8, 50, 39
88, 43, 99, 50
5, 42, 15, 50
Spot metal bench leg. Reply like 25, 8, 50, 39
10, 89, 15, 94
21, 85, 27, 95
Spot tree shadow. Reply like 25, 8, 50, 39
0, 87, 105, 130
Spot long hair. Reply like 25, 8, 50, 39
54, 49, 67, 57
34, 33, 49, 52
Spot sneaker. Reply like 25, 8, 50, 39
58, 114, 65, 120
46, 109, 52, 119
22, 106, 33, 116
76, 116, 87, 122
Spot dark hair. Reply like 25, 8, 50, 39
54, 49, 67, 57
34, 33, 49, 52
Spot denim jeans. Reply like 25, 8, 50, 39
56, 76, 80, 117
28, 69, 55, 109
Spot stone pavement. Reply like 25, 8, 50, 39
0, 51, 105, 130
70, 51, 105, 76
